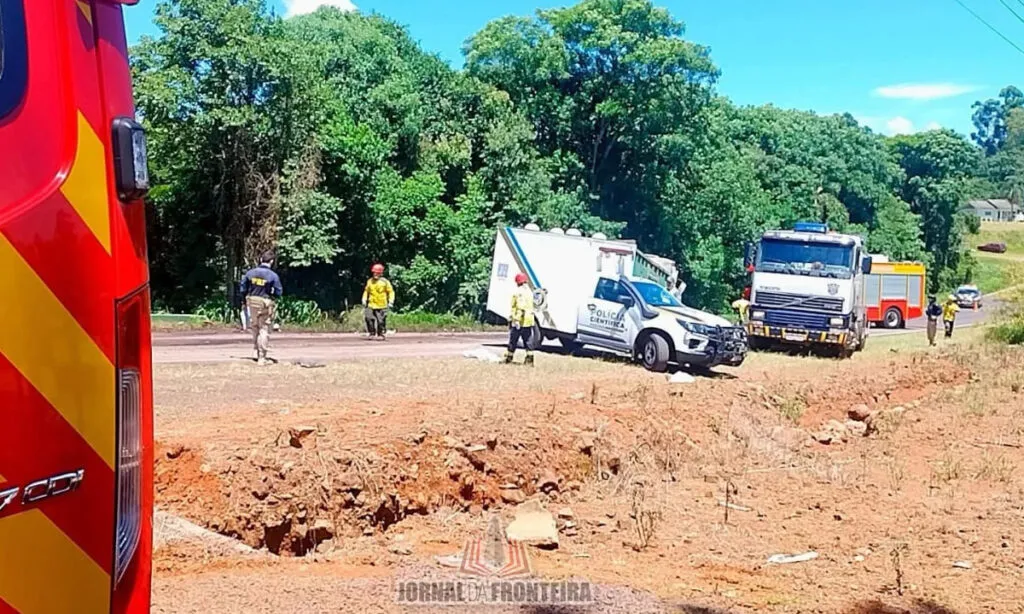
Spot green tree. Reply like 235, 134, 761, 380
971, 85, 1024, 156
889, 130, 981, 290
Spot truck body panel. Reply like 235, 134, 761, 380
488, 227, 745, 369
864, 261, 926, 328
0, 1, 152, 612
747, 226, 868, 354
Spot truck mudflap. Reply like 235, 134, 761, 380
679, 326, 747, 367
747, 322, 848, 346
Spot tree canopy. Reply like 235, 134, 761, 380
134, 0, 1011, 317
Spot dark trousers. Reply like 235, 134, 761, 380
508, 325, 533, 353
944, 319, 955, 338
365, 308, 387, 337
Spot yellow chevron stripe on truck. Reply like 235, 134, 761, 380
0, 511, 110, 613
60, 112, 111, 253
0, 234, 115, 468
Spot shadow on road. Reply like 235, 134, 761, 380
666, 599, 962, 614
482, 342, 738, 379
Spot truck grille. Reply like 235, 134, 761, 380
755, 291, 844, 313
763, 309, 830, 330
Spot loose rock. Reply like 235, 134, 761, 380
848, 404, 872, 422
500, 489, 527, 505
505, 499, 559, 549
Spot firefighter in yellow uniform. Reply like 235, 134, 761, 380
942, 294, 960, 339
362, 263, 395, 340
505, 272, 536, 365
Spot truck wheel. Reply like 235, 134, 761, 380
883, 307, 903, 329
639, 334, 671, 372
527, 323, 543, 351
559, 336, 582, 355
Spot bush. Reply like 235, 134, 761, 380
336, 307, 490, 333
274, 297, 328, 327
988, 318, 1024, 345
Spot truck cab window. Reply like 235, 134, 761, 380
594, 278, 628, 304
0, 0, 28, 118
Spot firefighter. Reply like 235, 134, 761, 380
943, 294, 960, 339
925, 294, 942, 346
731, 287, 751, 323
505, 272, 536, 365
240, 251, 283, 365
362, 263, 395, 341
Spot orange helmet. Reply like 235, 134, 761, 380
371, 263, 385, 274
514, 273, 528, 285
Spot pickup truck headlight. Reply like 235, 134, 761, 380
829, 316, 845, 327
678, 319, 718, 336
751, 310, 765, 321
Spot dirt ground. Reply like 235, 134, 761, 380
151, 330, 1024, 613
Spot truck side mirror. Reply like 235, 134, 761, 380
861, 257, 872, 275
618, 295, 635, 308
743, 242, 755, 268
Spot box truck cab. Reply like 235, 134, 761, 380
487, 226, 747, 372
746, 222, 872, 357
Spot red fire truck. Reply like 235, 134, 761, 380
0, 1, 152, 612
864, 261, 926, 329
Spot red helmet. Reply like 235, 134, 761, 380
371, 263, 385, 274
514, 273, 528, 285
742, 286, 751, 300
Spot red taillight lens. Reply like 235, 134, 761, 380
115, 294, 143, 585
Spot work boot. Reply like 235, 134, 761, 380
524, 353, 535, 367
503, 351, 514, 364
257, 357, 268, 367
253, 349, 260, 361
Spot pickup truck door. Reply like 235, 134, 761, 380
577, 278, 632, 352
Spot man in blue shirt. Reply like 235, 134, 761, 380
240, 251, 283, 365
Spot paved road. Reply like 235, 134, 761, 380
153, 295, 1002, 364
152, 331, 508, 364
873, 296, 996, 337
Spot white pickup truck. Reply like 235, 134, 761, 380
486, 226, 747, 371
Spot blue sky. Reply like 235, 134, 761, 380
124, 0, 1024, 136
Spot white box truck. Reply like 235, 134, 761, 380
486, 226, 747, 372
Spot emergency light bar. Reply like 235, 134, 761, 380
793, 221, 828, 233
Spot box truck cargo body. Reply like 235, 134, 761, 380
487, 227, 747, 371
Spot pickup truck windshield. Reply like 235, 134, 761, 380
0, 0, 28, 118
632, 280, 682, 307
756, 238, 854, 279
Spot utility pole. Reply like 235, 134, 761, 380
815, 186, 827, 224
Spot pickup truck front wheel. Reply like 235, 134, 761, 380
638, 333, 671, 372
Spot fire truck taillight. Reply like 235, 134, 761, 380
115, 296, 144, 586
112, 117, 150, 202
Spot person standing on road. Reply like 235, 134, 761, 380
925, 295, 943, 346
362, 263, 395, 341
240, 251, 283, 366
943, 294, 960, 339
505, 273, 536, 366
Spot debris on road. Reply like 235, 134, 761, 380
462, 348, 501, 363
718, 501, 752, 513
668, 371, 695, 384
767, 551, 819, 565
953, 560, 973, 570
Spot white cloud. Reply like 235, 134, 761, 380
925, 121, 943, 131
873, 83, 980, 101
885, 116, 915, 135
284, 0, 356, 18
855, 115, 923, 135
